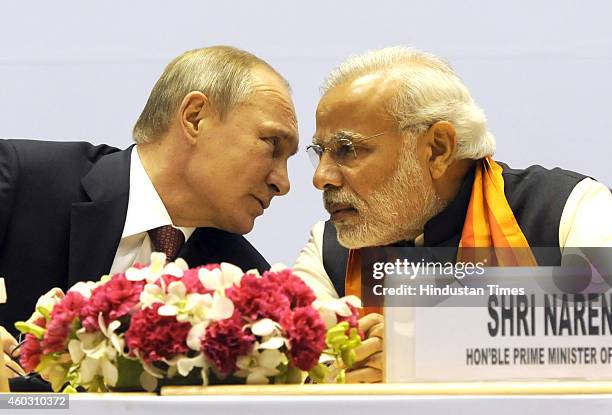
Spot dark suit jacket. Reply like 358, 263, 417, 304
0, 139, 270, 331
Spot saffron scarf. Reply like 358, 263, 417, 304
345, 157, 537, 315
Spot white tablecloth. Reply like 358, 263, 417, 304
12, 394, 612, 415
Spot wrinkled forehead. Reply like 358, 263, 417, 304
315, 74, 399, 142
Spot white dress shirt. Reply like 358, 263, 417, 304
109, 147, 195, 274
293, 178, 612, 299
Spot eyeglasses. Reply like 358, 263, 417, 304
305, 132, 385, 168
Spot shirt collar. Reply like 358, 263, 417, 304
121, 146, 195, 240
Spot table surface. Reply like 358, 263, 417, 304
5, 382, 612, 415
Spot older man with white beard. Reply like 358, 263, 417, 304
293, 46, 612, 383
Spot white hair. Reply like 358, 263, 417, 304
322, 46, 496, 160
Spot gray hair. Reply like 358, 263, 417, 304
322, 46, 495, 160
133, 46, 289, 144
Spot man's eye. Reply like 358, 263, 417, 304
262, 137, 279, 157
335, 142, 355, 160
262, 137, 278, 147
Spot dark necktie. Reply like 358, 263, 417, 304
147, 225, 185, 262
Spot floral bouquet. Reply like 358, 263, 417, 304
15, 253, 362, 392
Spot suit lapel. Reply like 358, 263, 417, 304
68, 147, 132, 286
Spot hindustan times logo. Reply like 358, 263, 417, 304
372, 259, 486, 280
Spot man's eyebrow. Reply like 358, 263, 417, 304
334, 130, 365, 141
264, 126, 299, 156
312, 130, 364, 145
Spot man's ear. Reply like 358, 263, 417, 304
178, 91, 216, 145
426, 121, 456, 179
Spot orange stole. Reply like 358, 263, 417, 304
344, 157, 537, 316
346, 249, 382, 316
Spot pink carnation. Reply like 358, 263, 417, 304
80, 273, 145, 331
125, 303, 191, 363
282, 306, 326, 371
201, 313, 255, 375
263, 269, 316, 308
337, 303, 364, 339
41, 291, 87, 353
156, 265, 217, 294
281, 307, 326, 371
19, 318, 46, 372
226, 274, 290, 321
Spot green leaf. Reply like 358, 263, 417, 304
114, 356, 145, 390
308, 363, 329, 383
14, 321, 46, 339
341, 349, 356, 368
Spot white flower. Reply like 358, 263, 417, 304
251, 318, 279, 337
68, 281, 97, 298
198, 263, 244, 292
125, 252, 168, 283
167, 281, 187, 301
98, 314, 124, 354
258, 337, 286, 350
72, 329, 120, 387
125, 267, 148, 282
186, 322, 208, 351
29, 287, 63, 321
204, 292, 234, 321
245, 268, 261, 277
150, 252, 167, 270
248, 318, 287, 350
157, 304, 178, 316
174, 258, 189, 271
68, 339, 85, 363
342, 295, 362, 309
235, 349, 286, 384
140, 283, 164, 308
176, 354, 206, 377
163, 262, 184, 278
313, 296, 362, 329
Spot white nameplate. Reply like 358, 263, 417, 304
385, 299, 612, 382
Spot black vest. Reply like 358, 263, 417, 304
323, 162, 588, 296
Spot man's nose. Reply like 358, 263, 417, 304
313, 153, 342, 190
267, 161, 290, 196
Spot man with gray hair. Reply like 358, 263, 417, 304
1, 46, 298, 390
293, 47, 612, 382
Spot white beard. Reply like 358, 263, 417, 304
324, 139, 445, 249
